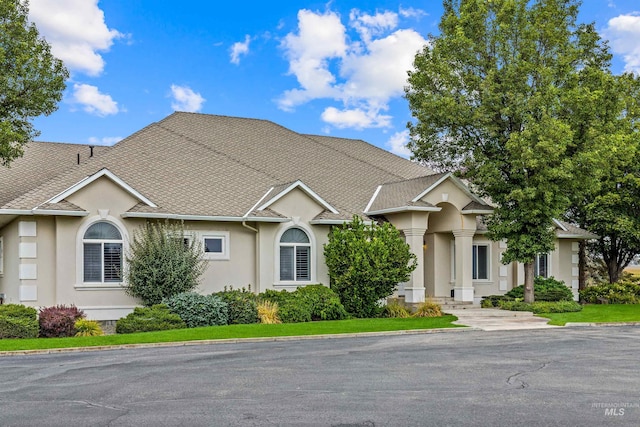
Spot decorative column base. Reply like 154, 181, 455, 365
404, 287, 426, 304
454, 286, 474, 302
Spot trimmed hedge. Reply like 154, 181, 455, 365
0, 304, 39, 339
163, 292, 228, 328
579, 280, 640, 304
506, 277, 574, 302
498, 300, 583, 314
39, 305, 85, 338
116, 305, 186, 334
215, 288, 258, 324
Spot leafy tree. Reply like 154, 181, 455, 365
0, 0, 68, 166
565, 72, 640, 284
406, 0, 609, 302
324, 216, 417, 318
125, 221, 207, 306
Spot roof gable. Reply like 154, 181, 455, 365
46, 168, 156, 208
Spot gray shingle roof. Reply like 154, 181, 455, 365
0, 112, 436, 218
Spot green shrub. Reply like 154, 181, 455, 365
74, 319, 104, 337
259, 289, 311, 323
39, 305, 85, 338
324, 216, 417, 318
498, 300, 582, 314
163, 292, 228, 328
259, 286, 348, 323
506, 277, 574, 302
125, 221, 207, 306
579, 280, 640, 304
294, 285, 348, 321
0, 304, 38, 339
215, 287, 258, 324
116, 305, 186, 334
481, 294, 514, 308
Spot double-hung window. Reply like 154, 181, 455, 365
83, 222, 123, 283
279, 228, 311, 282
535, 254, 549, 278
472, 244, 489, 280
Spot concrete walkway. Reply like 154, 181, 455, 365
445, 308, 559, 331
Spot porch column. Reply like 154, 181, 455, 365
404, 227, 427, 303
453, 229, 474, 302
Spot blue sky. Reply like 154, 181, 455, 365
27, 0, 640, 157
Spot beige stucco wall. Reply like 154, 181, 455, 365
259, 188, 331, 291
0, 219, 20, 304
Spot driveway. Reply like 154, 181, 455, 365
0, 327, 638, 426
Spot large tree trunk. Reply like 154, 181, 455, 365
578, 240, 587, 290
523, 261, 535, 303
607, 259, 621, 284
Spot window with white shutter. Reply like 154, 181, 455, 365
279, 228, 311, 282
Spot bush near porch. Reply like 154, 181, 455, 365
579, 279, 640, 304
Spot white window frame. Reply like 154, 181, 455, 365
0, 236, 4, 275
535, 253, 550, 278
201, 232, 230, 260
472, 243, 491, 282
274, 223, 316, 286
82, 222, 124, 284
75, 215, 129, 289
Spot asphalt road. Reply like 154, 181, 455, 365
0, 327, 638, 426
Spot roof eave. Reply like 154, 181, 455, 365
461, 209, 494, 214
366, 206, 442, 216
121, 212, 290, 223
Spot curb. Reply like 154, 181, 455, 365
0, 326, 481, 357
564, 322, 640, 327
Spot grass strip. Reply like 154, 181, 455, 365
538, 304, 640, 326
0, 315, 461, 352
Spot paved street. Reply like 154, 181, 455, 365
0, 327, 638, 426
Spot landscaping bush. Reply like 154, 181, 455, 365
0, 304, 38, 339
294, 285, 348, 321
579, 280, 640, 304
74, 319, 104, 337
506, 277, 574, 302
125, 221, 207, 306
324, 216, 417, 318
259, 286, 348, 323
215, 287, 258, 324
39, 305, 85, 338
480, 294, 514, 308
498, 300, 582, 314
381, 299, 411, 318
413, 301, 443, 317
163, 292, 228, 328
116, 305, 186, 334
257, 301, 281, 324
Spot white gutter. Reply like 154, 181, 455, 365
365, 206, 442, 216
120, 212, 289, 223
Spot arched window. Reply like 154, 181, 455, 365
279, 227, 311, 282
83, 221, 123, 283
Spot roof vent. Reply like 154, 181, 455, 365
89, 146, 94, 157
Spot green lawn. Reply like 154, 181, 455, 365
0, 315, 461, 353
539, 304, 640, 326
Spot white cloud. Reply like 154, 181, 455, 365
28, 0, 122, 76
230, 35, 251, 65
278, 9, 347, 110
399, 7, 427, 19
170, 84, 205, 112
321, 106, 392, 130
386, 130, 412, 158
88, 136, 123, 146
278, 8, 427, 130
72, 84, 120, 116
603, 13, 640, 73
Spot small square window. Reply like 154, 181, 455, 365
202, 232, 230, 260
204, 237, 223, 253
